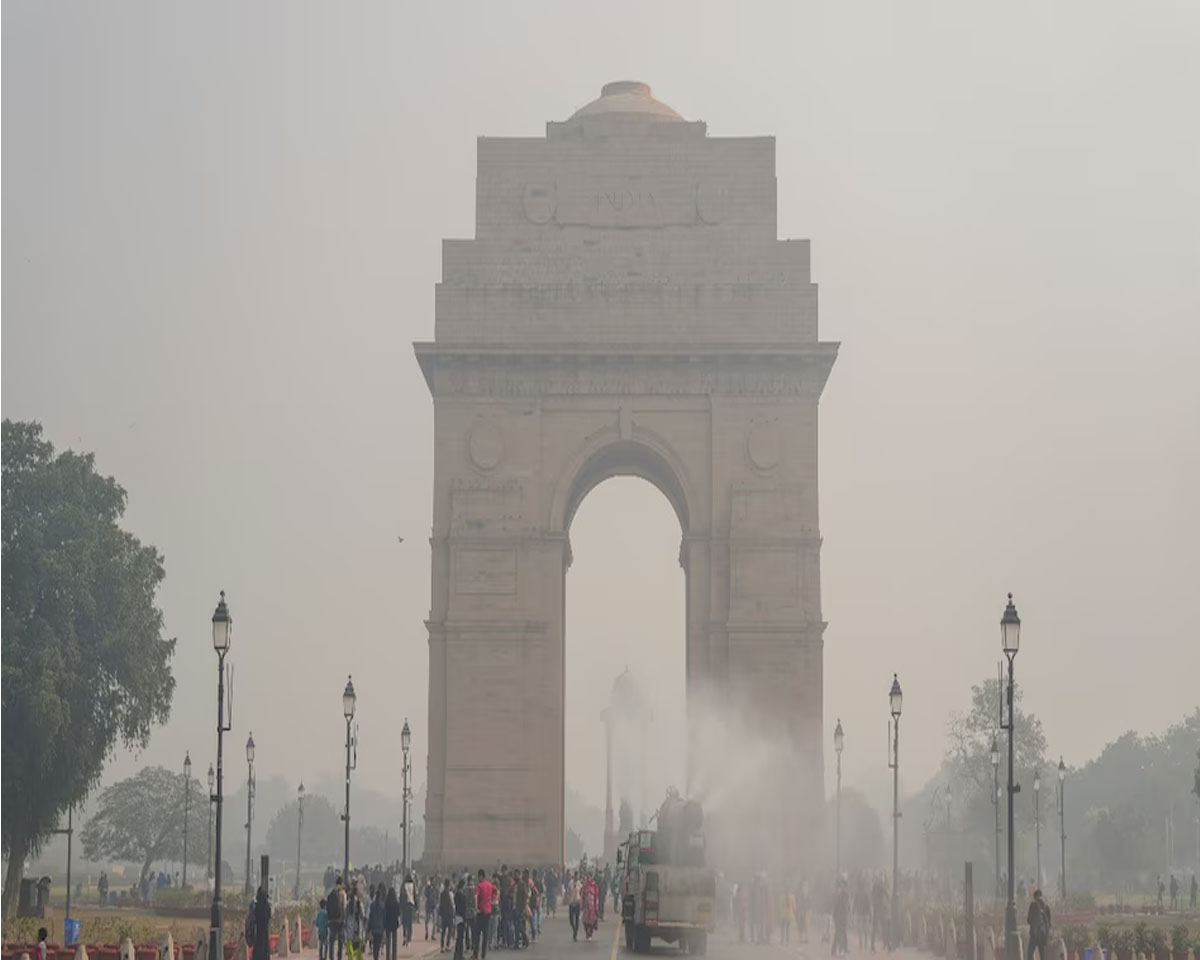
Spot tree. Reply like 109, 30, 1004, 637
80, 766, 209, 884
944, 676, 1048, 814
2, 421, 175, 917
265, 794, 343, 866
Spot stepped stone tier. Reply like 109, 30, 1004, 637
415, 81, 838, 868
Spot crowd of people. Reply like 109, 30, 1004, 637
313, 862, 619, 960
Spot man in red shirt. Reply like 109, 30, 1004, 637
473, 869, 495, 960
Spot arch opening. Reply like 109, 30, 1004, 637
563, 475, 687, 864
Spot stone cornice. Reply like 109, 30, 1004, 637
414, 341, 838, 399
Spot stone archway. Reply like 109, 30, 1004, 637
415, 81, 837, 868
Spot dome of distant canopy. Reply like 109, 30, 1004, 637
568, 81, 684, 122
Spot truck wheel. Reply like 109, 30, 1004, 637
635, 927, 651, 953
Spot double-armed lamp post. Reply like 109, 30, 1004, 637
183, 752, 192, 889
342, 676, 357, 880
888, 673, 903, 946
295, 782, 306, 899
209, 592, 233, 960
1000, 594, 1022, 960
401, 719, 412, 875
833, 718, 844, 878
244, 733, 256, 896
1057, 757, 1067, 898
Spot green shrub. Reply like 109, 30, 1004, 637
1133, 922, 1152, 956
1112, 929, 1135, 955
1062, 925, 1091, 956
1097, 925, 1115, 951
1170, 927, 1189, 954
1146, 928, 1169, 956
1066, 892, 1098, 912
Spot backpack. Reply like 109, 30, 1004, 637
327, 889, 344, 923
244, 911, 256, 947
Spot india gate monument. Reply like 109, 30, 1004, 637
415, 81, 838, 868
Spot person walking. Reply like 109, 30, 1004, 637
514, 871, 529, 948
316, 899, 330, 960
832, 878, 850, 958
368, 887, 386, 960
870, 875, 889, 953
473, 869, 495, 960
253, 887, 272, 960
1025, 889, 1051, 960
423, 877, 435, 942
453, 878, 469, 960
489, 873, 500, 951
581, 873, 600, 941
439, 878, 456, 954
566, 872, 582, 942
1191, 875, 1198, 911
384, 888, 400, 960
328, 878, 347, 960
401, 874, 416, 947
1169, 875, 1178, 911
345, 887, 366, 960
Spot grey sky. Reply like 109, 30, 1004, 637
3, 1, 1198, 822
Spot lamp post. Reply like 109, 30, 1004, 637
244, 733, 256, 896
1000, 594, 1022, 960
183, 752, 192, 889
992, 735, 1001, 899
401, 719, 412, 875
834, 718, 844, 877
210, 592, 233, 960
1057, 757, 1067, 899
342, 676, 357, 881
888, 674, 903, 948
207, 764, 215, 886
295, 782, 306, 899
1034, 770, 1042, 891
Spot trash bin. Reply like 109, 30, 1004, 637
64, 918, 81, 946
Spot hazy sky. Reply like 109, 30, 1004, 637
3, 2, 1198, 823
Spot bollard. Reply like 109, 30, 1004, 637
75, 944, 90, 960
121, 938, 135, 960
195, 940, 208, 960
949, 919, 958, 960
295, 917, 303, 953
276, 918, 288, 958
164, 932, 175, 960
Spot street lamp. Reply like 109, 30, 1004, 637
183, 752, 193, 889
295, 782, 306, 899
834, 718, 844, 877
888, 674, 902, 948
244, 733, 256, 896
401, 718, 412, 875
991, 734, 1001, 898
207, 764, 215, 886
1057, 757, 1067, 899
210, 591, 233, 960
1034, 769, 1042, 892
1000, 594, 1021, 960
342, 676, 357, 881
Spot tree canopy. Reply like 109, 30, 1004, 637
80, 766, 209, 883
1, 420, 175, 916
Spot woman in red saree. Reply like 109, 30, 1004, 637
581, 874, 600, 940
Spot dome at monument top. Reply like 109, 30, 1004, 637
568, 81, 685, 122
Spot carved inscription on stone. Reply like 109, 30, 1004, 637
553, 179, 694, 228
450, 479, 528, 535
454, 548, 518, 596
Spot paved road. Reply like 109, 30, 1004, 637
449, 911, 925, 960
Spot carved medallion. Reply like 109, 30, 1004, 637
746, 421, 780, 471
522, 183, 556, 224
467, 420, 504, 472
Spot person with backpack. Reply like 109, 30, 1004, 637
368, 886, 386, 960
1026, 889, 1051, 960
327, 877, 347, 960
